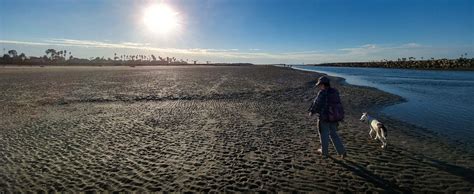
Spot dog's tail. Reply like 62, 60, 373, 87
377, 123, 388, 138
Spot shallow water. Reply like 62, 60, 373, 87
293, 65, 474, 144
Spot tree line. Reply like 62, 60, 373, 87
0, 48, 252, 66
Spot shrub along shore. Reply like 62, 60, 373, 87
310, 57, 474, 70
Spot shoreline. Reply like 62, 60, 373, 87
1, 65, 473, 192
310, 65, 474, 71
0, 63, 254, 67
308, 59, 474, 71
290, 65, 407, 113
289, 66, 474, 155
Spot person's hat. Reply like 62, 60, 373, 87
316, 76, 330, 86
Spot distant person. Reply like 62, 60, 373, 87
308, 76, 347, 159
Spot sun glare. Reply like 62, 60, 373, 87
143, 4, 180, 35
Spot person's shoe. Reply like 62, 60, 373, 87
340, 152, 347, 160
317, 148, 328, 159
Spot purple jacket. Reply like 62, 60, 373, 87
308, 88, 340, 121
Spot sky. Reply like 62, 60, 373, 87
0, 0, 473, 64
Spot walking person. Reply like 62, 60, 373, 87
308, 76, 347, 159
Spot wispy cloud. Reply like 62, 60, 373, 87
400, 43, 422, 48
0, 40, 54, 46
43, 38, 190, 54
0, 38, 284, 58
1, 39, 470, 63
281, 50, 323, 55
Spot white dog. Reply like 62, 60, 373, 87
360, 112, 388, 148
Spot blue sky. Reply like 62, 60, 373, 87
1, 0, 473, 63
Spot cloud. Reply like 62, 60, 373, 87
339, 44, 380, 56
1, 39, 470, 63
401, 43, 422, 48
0, 38, 275, 60
0, 40, 55, 46
120, 42, 151, 47
281, 50, 322, 55
334, 43, 444, 61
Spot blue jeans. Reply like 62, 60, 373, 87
318, 120, 346, 156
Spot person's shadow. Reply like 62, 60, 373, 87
329, 156, 411, 193
329, 145, 474, 192
387, 145, 474, 185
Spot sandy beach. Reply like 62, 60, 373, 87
0, 65, 473, 192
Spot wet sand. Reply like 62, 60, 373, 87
0, 65, 473, 192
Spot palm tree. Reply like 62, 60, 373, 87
7, 50, 18, 58
45, 49, 56, 60
18, 53, 27, 61
58, 50, 63, 60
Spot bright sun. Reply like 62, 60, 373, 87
143, 4, 180, 35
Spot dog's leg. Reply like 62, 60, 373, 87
380, 127, 387, 148
377, 134, 385, 148
369, 127, 375, 139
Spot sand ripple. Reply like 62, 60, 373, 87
0, 66, 472, 192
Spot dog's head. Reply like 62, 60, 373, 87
360, 112, 368, 122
